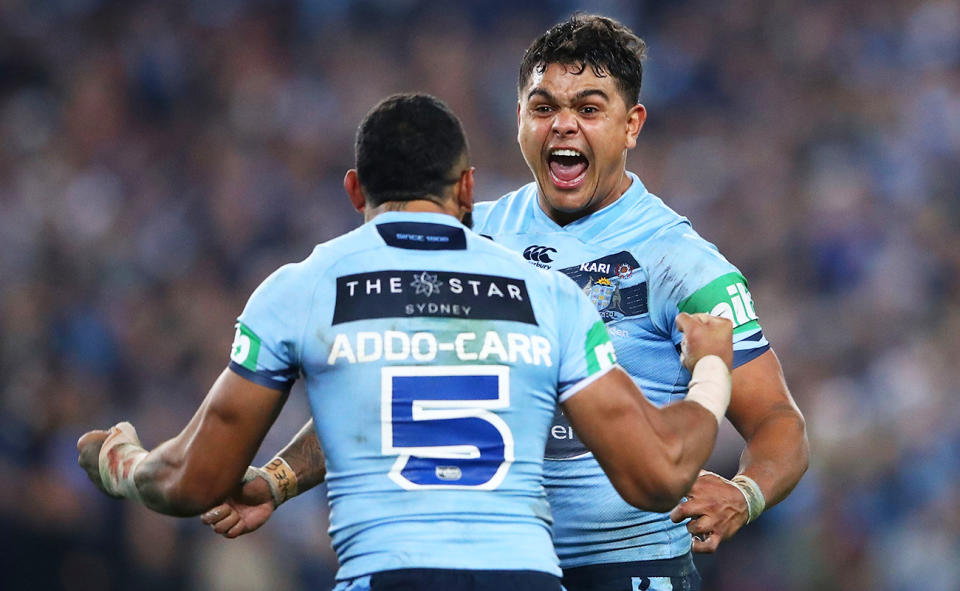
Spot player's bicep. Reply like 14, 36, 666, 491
726, 348, 802, 440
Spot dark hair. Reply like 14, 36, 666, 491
355, 93, 468, 206
518, 14, 646, 106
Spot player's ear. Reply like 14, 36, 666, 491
344, 169, 366, 214
455, 166, 475, 214
625, 103, 646, 150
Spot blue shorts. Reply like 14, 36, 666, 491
334, 568, 562, 591
561, 554, 700, 591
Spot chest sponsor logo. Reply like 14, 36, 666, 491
545, 406, 588, 459
523, 245, 557, 268
559, 252, 648, 323
332, 270, 537, 325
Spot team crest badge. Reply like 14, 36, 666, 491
560, 251, 648, 322
585, 276, 621, 312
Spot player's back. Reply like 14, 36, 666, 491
233, 211, 610, 580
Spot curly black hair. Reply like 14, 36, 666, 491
518, 14, 647, 106
355, 93, 468, 207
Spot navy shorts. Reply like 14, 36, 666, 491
334, 568, 562, 591
561, 554, 700, 591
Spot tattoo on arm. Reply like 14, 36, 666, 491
276, 419, 326, 492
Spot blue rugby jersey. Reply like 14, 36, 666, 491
474, 173, 770, 567
226, 211, 618, 580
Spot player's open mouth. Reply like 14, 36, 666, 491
547, 148, 588, 189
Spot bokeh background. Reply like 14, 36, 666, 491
2, 1, 959, 590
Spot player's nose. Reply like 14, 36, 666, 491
551, 110, 578, 136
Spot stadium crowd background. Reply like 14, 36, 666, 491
1, 1, 958, 590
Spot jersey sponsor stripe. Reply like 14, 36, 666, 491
678, 271, 760, 335
584, 320, 617, 375
332, 271, 537, 325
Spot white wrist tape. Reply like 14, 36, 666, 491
684, 355, 731, 424
245, 457, 298, 507
731, 474, 766, 524
98, 421, 147, 503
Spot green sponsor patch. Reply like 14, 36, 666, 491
230, 322, 262, 371
584, 320, 617, 375
678, 272, 760, 334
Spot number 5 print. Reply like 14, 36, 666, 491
381, 365, 514, 490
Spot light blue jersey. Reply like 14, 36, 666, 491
474, 173, 770, 568
227, 212, 618, 580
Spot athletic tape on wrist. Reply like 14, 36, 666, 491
684, 355, 731, 424
254, 457, 298, 507
98, 422, 147, 503
731, 474, 766, 524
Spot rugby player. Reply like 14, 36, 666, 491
78, 93, 736, 591
205, 15, 809, 591
485, 15, 809, 590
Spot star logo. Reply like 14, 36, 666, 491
410, 271, 443, 297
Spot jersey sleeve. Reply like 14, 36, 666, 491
646, 224, 770, 369
551, 273, 618, 403
228, 262, 314, 390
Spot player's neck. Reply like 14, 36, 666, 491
542, 172, 634, 226
366, 198, 462, 223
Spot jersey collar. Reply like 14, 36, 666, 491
371, 211, 469, 250
371, 211, 466, 228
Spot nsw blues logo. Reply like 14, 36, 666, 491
585, 276, 619, 311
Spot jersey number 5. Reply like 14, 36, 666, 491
381, 365, 514, 490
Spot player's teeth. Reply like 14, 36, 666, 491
551, 149, 582, 157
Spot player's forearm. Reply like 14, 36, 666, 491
571, 360, 729, 512
133, 440, 242, 516
238, 420, 326, 509
273, 419, 326, 493
645, 400, 724, 499
634, 354, 732, 507
737, 407, 808, 508
595, 401, 719, 512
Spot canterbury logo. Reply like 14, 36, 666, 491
523, 245, 557, 263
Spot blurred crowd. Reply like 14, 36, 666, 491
1, 1, 958, 590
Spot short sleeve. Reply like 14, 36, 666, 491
228, 262, 314, 390
552, 273, 618, 403
677, 271, 770, 368
646, 223, 770, 369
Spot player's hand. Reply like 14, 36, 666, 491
669, 470, 749, 553
676, 312, 733, 372
77, 429, 112, 495
201, 473, 275, 538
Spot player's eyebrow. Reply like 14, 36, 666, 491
572, 89, 609, 102
527, 88, 556, 102
526, 88, 610, 103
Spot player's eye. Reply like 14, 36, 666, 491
580, 106, 599, 115
533, 105, 553, 113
